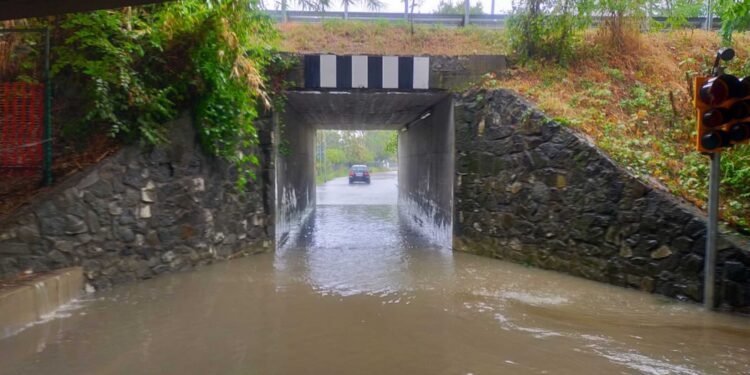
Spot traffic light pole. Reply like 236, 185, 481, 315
704, 152, 720, 309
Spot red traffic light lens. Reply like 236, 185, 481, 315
701, 130, 730, 150
700, 78, 730, 106
729, 123, 750, 142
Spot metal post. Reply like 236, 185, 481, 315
404, 0, 408, 19
491, 0, 495, 15
281, 0, 288, 23
344, 1, 348, 20
43, 27, 52, 186
706, 0, 712, 31
463, 0, 470, 26
704, 152, 720, 309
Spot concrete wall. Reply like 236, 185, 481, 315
0, 267, 82, 339
284, 54, 508, 91
453, 89, 750, 312
275, 108, 316, 246
0, 114, 273, 290
429, 55, 507, 91
398, 96, 455, 247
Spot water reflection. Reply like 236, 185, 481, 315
276, 204, 454, 298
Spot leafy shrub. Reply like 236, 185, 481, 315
48, 0, 279, 187
716, 0, 750, 44
507, 0, 593, 64
52, 10, 175, 144
653, 0, 704, 30
595, 0, 648, 51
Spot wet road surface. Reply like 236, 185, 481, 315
317, 170, 398, 205
1, 172, 749, 374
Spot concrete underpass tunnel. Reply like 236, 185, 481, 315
274, 90, 454, 248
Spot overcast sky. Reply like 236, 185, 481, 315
278, 0, 515, 14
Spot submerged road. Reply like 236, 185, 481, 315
1, 172, 749, 374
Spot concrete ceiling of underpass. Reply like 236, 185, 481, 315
284, 90, 450, 130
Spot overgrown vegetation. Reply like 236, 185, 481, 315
716, 0, 750, 43
486, 30, 750, 233
507, 0, 594, 64
500, 0, 750, 233
7, 0, 279, 188
507, 0, 750, 64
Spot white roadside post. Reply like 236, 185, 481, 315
463, 0, 470, 26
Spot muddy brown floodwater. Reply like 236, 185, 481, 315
1, 172, 749, 375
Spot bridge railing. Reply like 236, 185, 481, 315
267, 10, 720, 30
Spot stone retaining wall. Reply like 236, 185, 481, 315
0, 114, 273, 290
453, 89, 750, 312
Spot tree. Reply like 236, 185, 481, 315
385, 132, 398, 156
508, 0, 594, 64
289, 0, 382, 12
434, 0, 484, 15
406, 0, 424, 34
715, 0, 750, 44
596, 0, 649, 50
652, 0, 704, 29
325, 148, 346, 165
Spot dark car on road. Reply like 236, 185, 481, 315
348, 165, 370, 184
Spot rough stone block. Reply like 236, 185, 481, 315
0, 242, 30, 255
116, 226, 136, 243
107, 202, 123, 216
64, 215, 88, 235
88, 180, 113, 199
138, 204, 152, 219
16, 225, 41, 244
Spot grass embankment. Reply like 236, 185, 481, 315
279, 21, 750, 233
491, 30, 750, 233
278, 20, 507, 55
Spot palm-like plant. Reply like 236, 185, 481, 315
280, 0, 382, 15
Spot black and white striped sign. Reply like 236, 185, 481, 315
304, 55, 430, 90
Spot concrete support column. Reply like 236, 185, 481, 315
274, 108, 316, 246
398, 95, 454, 248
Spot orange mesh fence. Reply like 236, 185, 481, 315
0, 82, 45, 177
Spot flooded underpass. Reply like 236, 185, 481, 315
2, 171, 749, 374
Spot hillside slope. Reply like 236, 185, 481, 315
278, 20, 507, 55
494, 30, 750, 233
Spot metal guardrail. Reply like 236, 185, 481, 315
269, 11, 507, 27
268, 10, 719, 29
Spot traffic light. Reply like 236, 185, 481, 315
694, 49, 750, 152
